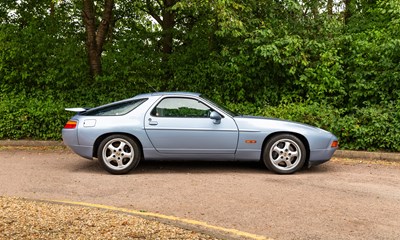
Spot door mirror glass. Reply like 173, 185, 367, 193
210, 111, 222, 124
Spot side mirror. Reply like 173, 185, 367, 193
210, 111, 222, 124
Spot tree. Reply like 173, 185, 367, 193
82, 0, 114, 77
344, 0, 352, 24
327, 0, 333, 16
139, 0, 178, 84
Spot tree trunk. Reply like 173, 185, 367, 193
344, 0, 352, 25
311, 0, 319, 19
160, 0, 176, 84
144, 0, 177, 86
161, 0, 175, 56
82, 0, 114, 77
327, 0, 333, 17
50, 1, 55, 18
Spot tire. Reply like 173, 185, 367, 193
97, 135, 141, 174
263, 134, 306, 174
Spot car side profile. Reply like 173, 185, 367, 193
62, 92, 338, 174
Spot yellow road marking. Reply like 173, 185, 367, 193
49, 199, 271, 240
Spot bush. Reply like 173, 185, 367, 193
337, 105, 400, 151
0, 95, 70, 140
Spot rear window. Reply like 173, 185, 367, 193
80, 98, 147, 116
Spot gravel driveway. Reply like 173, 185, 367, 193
1, 147, 400, 239
0, 196, 220, 239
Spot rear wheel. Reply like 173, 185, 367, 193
263, 134, 306, 174
97, 135, 141, 174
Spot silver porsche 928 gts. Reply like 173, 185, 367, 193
62, 92, 338, 174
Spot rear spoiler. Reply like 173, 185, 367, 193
65, 108, 88, 113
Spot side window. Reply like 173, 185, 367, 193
81, 98, 147, 116
151, 98, 211, 118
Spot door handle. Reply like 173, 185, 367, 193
148, 118, 158, 125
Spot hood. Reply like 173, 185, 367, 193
236, 115, 320, 129
233, 115, 331, 135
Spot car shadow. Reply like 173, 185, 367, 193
133, 161, 332, 175
71, 158, 332, 175
134, 160, 268, 175
70, 160, 103, 173
71, 159, 269, 175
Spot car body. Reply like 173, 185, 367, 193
62, 92, 338, 174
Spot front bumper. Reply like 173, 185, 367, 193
308, 146, 337, 167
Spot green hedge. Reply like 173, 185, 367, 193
1, 95, 400, 151
0, 95, 70, 140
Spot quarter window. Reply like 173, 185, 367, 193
151, 98, 211, 118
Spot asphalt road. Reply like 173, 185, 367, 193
1, 147, 400, 240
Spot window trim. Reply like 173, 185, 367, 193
80, 98, 148, 116
150, 97, 217, 118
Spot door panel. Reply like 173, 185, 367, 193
144, 97, 239, 154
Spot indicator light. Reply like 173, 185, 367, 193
331, 140, 339, 148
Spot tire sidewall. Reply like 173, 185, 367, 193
263, 134, 306, 174
97, 135, 141, 174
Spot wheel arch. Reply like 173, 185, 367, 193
261, 132, 310, 165
92, 132, 143, 158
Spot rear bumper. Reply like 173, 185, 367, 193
62, 129, 93, 160
64, 144, 94, 160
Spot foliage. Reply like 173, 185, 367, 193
341, 0, 400, 107
0, 94, 68, 140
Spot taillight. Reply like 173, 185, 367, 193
64, 120, 77, 129
331, 140, 339, 148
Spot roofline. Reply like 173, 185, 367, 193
134, 92, 201, 98
152, 92, 200, 96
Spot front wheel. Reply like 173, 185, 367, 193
263, 134, 306, 174
97, 135, 141, 174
